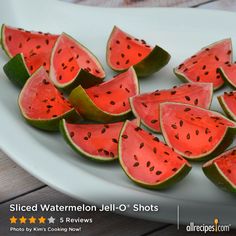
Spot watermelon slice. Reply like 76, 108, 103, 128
106, 26, 170, 77
130, 83, 213, 133
218, 91, 236, 121
219, 63, 236, 89
69, 67, 139, 122
174, 39, 232, 90
60, 119, 140, 162
19, 67, 77, 131
50, 33, 105, 90
160, 102, 236, 161
119, 121, 191, 189
203, 147, 236, 193
1, 24, 58, 77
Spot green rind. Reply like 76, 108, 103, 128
133, 45, 171, 77
19, 105, 78, 132
173, 68, 224, 91
160, 102, 236, 162
69, 68, 139, 123
118, 121, 192, 189
50, 32, 105, 92
218, 95, 236, 121
69, 85, 130, 123
203, 158, 236, 193
3, 53, 30, 88
219, 67, 236, 89
106, 26, 170, 77
1, 24, 11, 58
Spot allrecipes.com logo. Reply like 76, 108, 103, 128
186, 218, 231, 233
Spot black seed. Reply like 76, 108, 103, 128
139, 143, 144, 149
156, 171, 162, 175
171, 91, 176, 95
121, 53, 125, 58
208, 136, 213, 142
216, 75, 221, 79
70, 132, 75, 137
194, 98, 198, 105
43, 79, 50, 85
26, 37, 31, 41
122, 134, 128, 139
112, 138, 118, 144
8, 35, 12, 41
63, 66, 67, 70
110, 101, 115, 105
124, 88, 130, 93
68, 57, 74, 62
43, 62, 47, 66
204, 71, 209, 75
126, 36, 131, 40
106, 91, 112, 94
50, 97, 56, 101
141, 39, 146, 44
135, 127, 141, 131
180, 120, 184, 127
184, 108, 191, 112
227, 50, 232, 55
227, 169, 231, 174
70, 66, 75, 72
151, 119, 158, 124
171, 124, 177, 129
183, 68, 188, 72
138, 53, 142, 57
149, 166, 154, 171
84, 136, 88, 140
164, 160, 168, 163
125, 59, 130, 64
87, 132, 91, 138
134, 155, 138, 161
164, 152, 169, 155
104, 124, 110, 128
186, 133, 190, 140
205, 48, 210, 51
94, 94, 99, 98
116, 61, 120, 65
123, 102, 126, 106
215, 56, 219, 61
185, 96, 191, 101
196, 76, 200, 81
127, 45, 131, 49
205, 128, 210, 134
101, 128, 106, 134
175, 134, 179, 140
192, 61, 198, 64
172, 168, 177, 172
76, 54, 79, 59
141, 102, 147, 108
177, 156, 183, 160
202, 65, 206, 70
146, 161, 151, 167
133, 162, 139, 167
153, 147, 157, 154
153, 137, 159, 142
196, 130, 199, 135
116, 40, 120, 44
98, 148, 103, 152
57, 48, 62, 54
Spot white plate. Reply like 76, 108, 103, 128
0, 0, 236, 226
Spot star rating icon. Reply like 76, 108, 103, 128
29, 216, 36, 224
19, 216, 27, 224
48, 216, 56, 224
9, 216, 17, 224
38, 216, 46, 224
